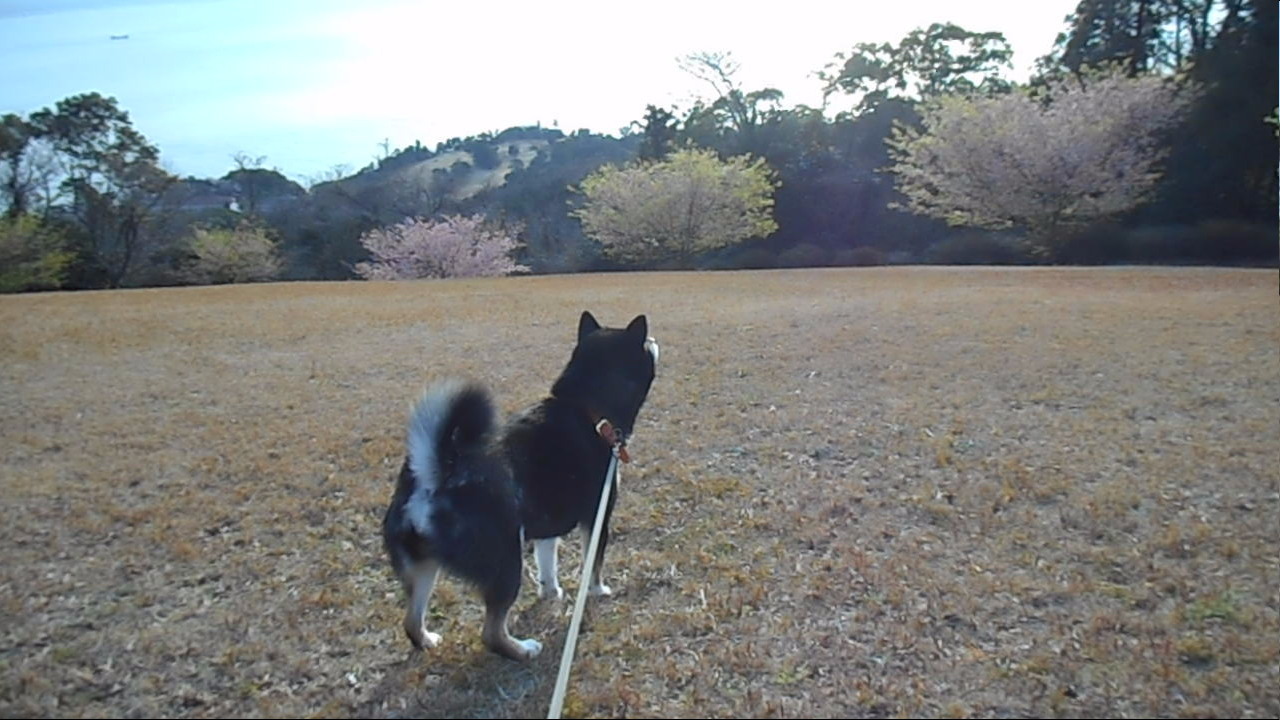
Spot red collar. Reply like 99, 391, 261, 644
552, 395, 633, 463
592, 416, 631, 463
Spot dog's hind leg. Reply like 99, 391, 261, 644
481, 603, 543, 661
579, 525, 612, 596
480, 553, 542, 660
533, 538, 564, 600
402, 559, 442, 650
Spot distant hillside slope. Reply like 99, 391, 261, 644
261, 127, 639, 278
387, 139, 548, 201
306, 126, 629, 221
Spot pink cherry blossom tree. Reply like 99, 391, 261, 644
354, 214, 529, 280
887, 64, 1200, 257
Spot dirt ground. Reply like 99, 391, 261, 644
1, 267, 1277, 718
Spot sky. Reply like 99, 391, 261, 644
0, 0, 1079, 183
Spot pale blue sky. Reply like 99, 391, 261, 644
0, 0, 1078, 183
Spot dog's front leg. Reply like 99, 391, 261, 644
533, 538, 564, 600
580, 526, 612, 596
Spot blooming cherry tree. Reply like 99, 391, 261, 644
887, 65, 1199, 256
354, 214, 528, 280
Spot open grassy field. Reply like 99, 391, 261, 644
1, 267, 1277, 718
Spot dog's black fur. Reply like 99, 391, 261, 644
381, 311, 658, 660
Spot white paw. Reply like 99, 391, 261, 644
516, 638, 543, 659
408, 627, 442, 650
540, 583, 564, 601
589, 583, 612, 597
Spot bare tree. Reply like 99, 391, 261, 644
0, 114, 60, 220
678, 51, 785, 136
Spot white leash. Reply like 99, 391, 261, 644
546, 449, 620, 719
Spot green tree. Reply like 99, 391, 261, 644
637, 105, 679, 161
820, 23, 1014, 116
225, 153, 304, 216
29, 93, 174, 287
1148, 0, 1277, 224
1038, 0, 1228, 77
467, 141, 501, 171
0, 214, 73, 292
182, 221, 282, 284
574, 148, 778, 267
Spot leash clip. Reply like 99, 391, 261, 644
594, 418, 630, 463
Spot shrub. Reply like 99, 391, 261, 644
834, 246, 888, 267
777, 243, 831, 268
1121, 222, 1277, 265
714, 246, 778, 270
1122, 225, 1197, 263
0, 215, 73, 292
1189, 220, 1277, 264
926, 232, 1031, 265
1056, 223, 1131, 264
468, 143, 501, 170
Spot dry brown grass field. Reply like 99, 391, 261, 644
1, 267, 1277, 719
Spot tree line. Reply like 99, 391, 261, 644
2, 0, 1275, 291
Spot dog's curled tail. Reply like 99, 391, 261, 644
407, 380, 495, 493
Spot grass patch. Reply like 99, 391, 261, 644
1, 267, 1277, 718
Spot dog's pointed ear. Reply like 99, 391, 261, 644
578, 311, 601, 342
626, 314, 648, 341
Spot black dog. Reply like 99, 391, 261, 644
382, 312, 658, 659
